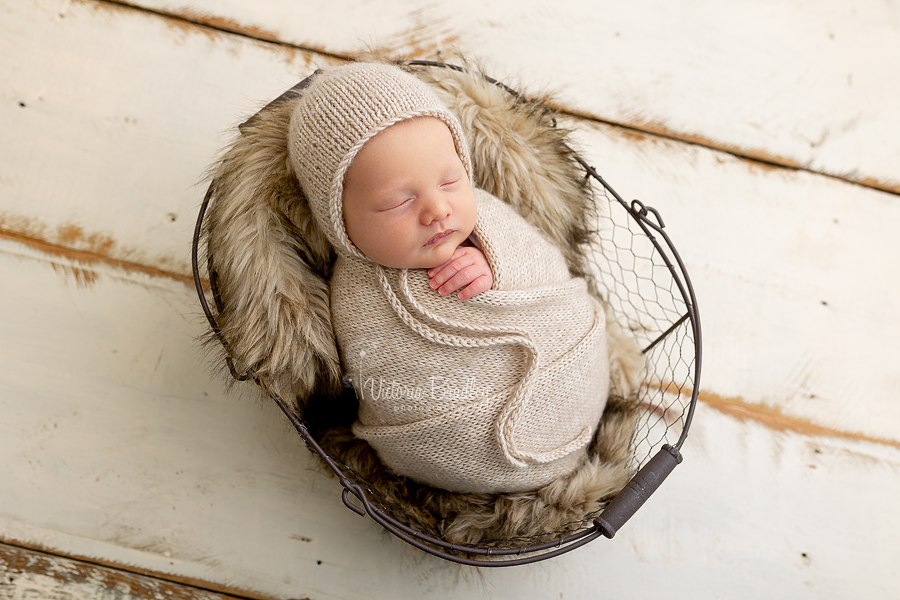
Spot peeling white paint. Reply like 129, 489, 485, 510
0, 0, 335, 278
0, 542, 232, 599
133, 0, 900, 192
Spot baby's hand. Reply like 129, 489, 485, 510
427, 245, 493, 301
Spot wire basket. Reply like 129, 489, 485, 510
192, 62, 701, 566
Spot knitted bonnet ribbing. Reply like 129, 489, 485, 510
287, 62, 473, 259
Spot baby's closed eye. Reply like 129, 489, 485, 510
379, 197, 414, 211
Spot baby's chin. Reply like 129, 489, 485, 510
416, 254, 454, 270
373, 250, 454, 270
422, 240, 466, 269
371, 231, 472, 269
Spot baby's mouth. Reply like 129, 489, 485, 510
424, 229, 455, 247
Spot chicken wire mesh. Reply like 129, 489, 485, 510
581, 160, 700, 472
192, 62, 701, 567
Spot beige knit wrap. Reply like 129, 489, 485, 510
332, 190, 610, 493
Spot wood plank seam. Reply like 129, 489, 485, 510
92, 0, 348, 61
89, 0, 900, 197
0, 538, 315, 600
698, 391, 900, 450
0, 227, 201, 287
0, 539, 285, 600
551, 101, 900, 198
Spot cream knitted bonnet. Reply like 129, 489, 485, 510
287, 62, 473, 260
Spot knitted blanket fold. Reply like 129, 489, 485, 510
331, 190, 610, 493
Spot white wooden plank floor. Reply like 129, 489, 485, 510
0, 0, 339, 275
131, 0, 900, 194
1, 0, 898, 598
567, 119, 900, 442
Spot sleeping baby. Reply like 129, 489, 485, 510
287, 62, 609, 493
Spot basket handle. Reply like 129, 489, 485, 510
595, 444, 683, 538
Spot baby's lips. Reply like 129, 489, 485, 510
424, 229, 455, 247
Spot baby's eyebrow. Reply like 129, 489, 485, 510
364, 177, 405, 199
441, 163, 464, 178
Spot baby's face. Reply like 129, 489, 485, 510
342, 117, 476, 269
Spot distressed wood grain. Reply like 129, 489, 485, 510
0, 0, 338, 277
0, 542, 243, 600
0, 244, 897, 599
123, 0, 900, 194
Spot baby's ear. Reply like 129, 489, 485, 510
202, 93, 341, 409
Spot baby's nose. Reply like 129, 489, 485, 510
421, 195, 451, 224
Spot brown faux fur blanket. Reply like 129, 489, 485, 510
202, 60, 644, 547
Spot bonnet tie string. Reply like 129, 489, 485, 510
376, 266, 591, 467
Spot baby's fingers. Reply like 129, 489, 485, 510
435, 266, 491, 299
456, 274, 492, 301
427, 250, 471, 289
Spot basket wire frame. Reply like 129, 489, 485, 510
191, 63, 701, 567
